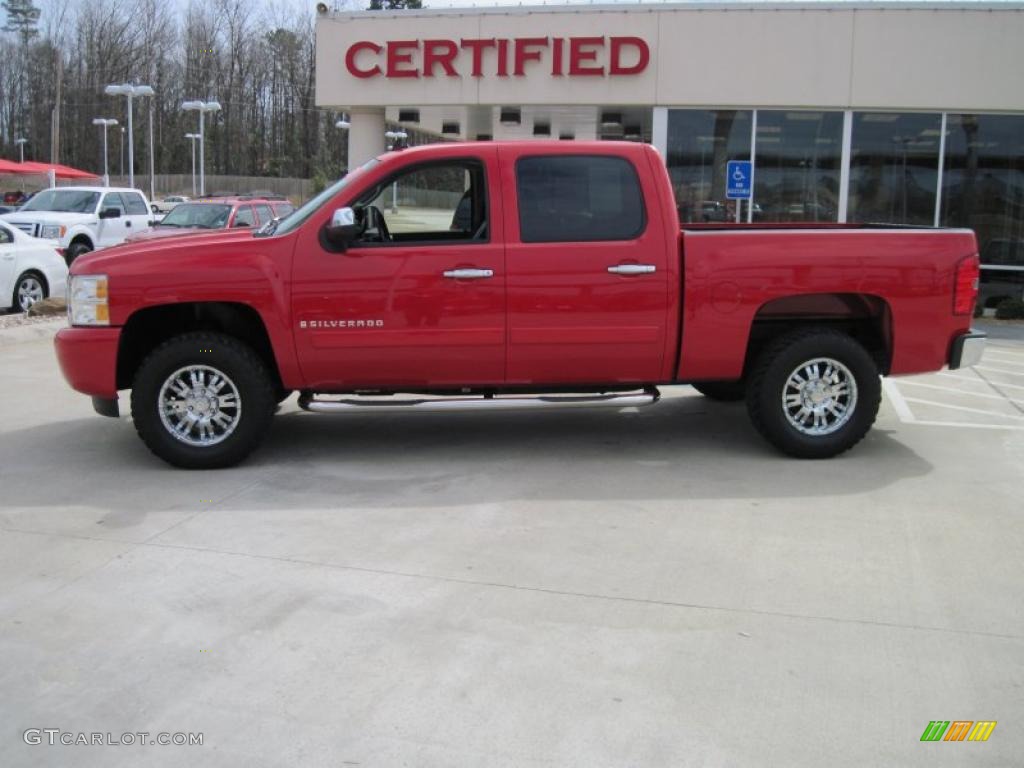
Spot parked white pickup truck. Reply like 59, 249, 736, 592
0, 186, 153, 265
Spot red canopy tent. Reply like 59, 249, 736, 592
0, 158, 25, 174
6, 161, 97, 179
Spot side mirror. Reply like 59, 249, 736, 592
99, 208, 121, 219
325, 207, 360, 248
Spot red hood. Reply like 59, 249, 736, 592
125, 225, 227, 243
73, 228, 261, 274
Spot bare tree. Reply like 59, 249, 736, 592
1, 0, 352, 181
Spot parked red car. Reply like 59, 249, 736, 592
126, 198, 294, 242
55, 141, 983, 468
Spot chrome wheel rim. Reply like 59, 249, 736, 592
17, 277, 43, 311
782, 357, 858, 436
158, 365, 242, 447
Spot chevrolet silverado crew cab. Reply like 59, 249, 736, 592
54, 142, 985, 469
0, 186, 153, 265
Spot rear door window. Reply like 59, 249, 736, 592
515, 155, 645, 243
123, 193, 149, 215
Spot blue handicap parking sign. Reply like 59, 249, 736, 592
726, 160, 753, 199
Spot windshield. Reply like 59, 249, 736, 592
21, 189, 100, 214
265, 159, 378, 237
159, 203, 232, 229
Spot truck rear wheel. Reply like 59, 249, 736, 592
746, 328, 880, 459
130, 332, 275, 468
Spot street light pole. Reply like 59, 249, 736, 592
185, 134, 200, 196
14, 138, 27, 163
182, 101, 222, 196
148, 99, 155, 202
91, 118, 118, 187
104, 83, 154, 189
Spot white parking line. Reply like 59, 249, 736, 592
974, 365, 1024, 377
983, 355, 1024, 368
882, 379, 916, 422
898, 379, 1024, 406
938, 373, 1024, 392
909, 420, 1024, 431
901, 396, 1024, 421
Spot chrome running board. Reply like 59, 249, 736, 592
299, 388, 660, 414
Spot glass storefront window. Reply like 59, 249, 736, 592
941, 113, 1024, 305
666, 110, 751, 223
848, 112, 942, 225
754, 111, 843, 222
941, 114, 1024, 265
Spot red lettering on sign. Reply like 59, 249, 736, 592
513, 37, 548, 76
609, 37, 649, 75
551, 37, 564, 76
423, 39, 458, 77
386, 40, 420, 78
345, 41, 383, 78
568, 37, 604, 76
460, 38, 495, 78
496, 38, 509, 77
342, 37, 650, 79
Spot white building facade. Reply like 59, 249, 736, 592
316, 2, 1024, 299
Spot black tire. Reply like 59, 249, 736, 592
13, 271, 47, 312
746, 328, 881, 459
692, 380, 745, 402
65, 240, 92, 266
130, 332, 275, 469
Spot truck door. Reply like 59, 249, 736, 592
290, 150, 505, 389
501, 148, 670, 385
97, 192, 129, 247
121, 191, 154, 234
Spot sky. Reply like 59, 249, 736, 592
9, 0, 1020, 33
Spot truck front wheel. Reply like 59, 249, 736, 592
746, 329, 881, 459
130, 333, 275, 468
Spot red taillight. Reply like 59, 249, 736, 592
954, 255, 980, 316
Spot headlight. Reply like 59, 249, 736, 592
40, 224, 65, 240
68, 274, 109, 326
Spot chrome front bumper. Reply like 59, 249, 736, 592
949, 330, 986, 370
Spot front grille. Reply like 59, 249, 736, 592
10, 221, 37, 237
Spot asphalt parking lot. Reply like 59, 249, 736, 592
1, 321, 1022, 767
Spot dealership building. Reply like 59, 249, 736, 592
316, 1, 1024, 298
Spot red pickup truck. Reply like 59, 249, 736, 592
55, 141, 985, 468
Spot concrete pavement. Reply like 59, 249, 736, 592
1, 322, 1022, 767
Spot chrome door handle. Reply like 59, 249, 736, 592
608, 264, 656, 275
444, 268, 493, 280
